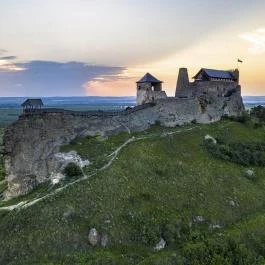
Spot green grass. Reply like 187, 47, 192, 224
0, 182, 54, 208
0, 120, 265, 264
60, 132, 131, 173
0, 127, 6, 182
0, 180, 7, 197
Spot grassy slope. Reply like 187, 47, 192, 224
0, 127, 7, 199
0, 121, 265, 264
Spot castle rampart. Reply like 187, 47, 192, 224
3, 67, 245, 198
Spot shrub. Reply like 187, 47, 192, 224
251, 105, 265, 122
222, 111, 250, 124
182, 237, 265, 265
204, 139, 265, 166
254, 122, 263, 129
237, 112, 251, 123
161, 222, 182, 245
69, 138, 79, 145
0, 166, 5, 180
63, 163, 83, 179
154, 120, 161, 126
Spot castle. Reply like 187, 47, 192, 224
136, 68, 241, 106
3, 67, 245, 199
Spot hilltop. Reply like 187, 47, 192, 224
0, 114, 265, 264
3, 67, 244, 199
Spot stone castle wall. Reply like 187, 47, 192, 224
176, 79, 240, 98
137, 89, 167, 105
137, 82, 167, 105
4, 91, 244, 199
190, 81, 240, 95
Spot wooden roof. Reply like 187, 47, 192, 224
193, 68, 235, 80
137, 73, 162, 84
21, 98, 44, 107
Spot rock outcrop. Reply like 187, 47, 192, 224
154, 238, 167, 251
88, 228, 100, 246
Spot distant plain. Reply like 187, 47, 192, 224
0, 96, 264, 125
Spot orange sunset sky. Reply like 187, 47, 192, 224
0, 1, 265, 97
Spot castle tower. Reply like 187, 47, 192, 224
175, 68, 190, 97
233, 69, 240, 84
136, 73, 167, 105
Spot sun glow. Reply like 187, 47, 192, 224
83, 70, 137, 96
0, 60, 26, 72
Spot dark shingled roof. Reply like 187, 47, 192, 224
193, 68, 235, 80
137, 73, 162, 84
21, 98, 44, 107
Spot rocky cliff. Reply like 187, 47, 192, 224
3, 92, 244, 198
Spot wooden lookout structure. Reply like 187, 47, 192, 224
21, 98, 44, 113
136, 73, 163, 92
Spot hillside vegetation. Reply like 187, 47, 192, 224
0, 113, 265, 264
0, 127, 7, 198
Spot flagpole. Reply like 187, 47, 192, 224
237, 59, 243, 70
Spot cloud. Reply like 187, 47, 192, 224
83, 71, 137, 96
0, 63, 25, 72
239, 28, 265, 54
0, 60, 125, 96
0, 49, 7, 55
0, 52, 20, 72
1, 1, 263, 66
0, 56, 16, 60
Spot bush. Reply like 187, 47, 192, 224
251, 105, 265, 122
183, 237, 265, 265
161, 222, 182, 245
204, 139, 265, 166
63, 163, 83, 179
0, 166, 5, 180
154, 120, 161, 126
222, 111, 250, 124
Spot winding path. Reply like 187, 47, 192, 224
0, 126, 198, 211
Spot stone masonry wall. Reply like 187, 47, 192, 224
4, 92, 244, 199
175, 80, 240, 99
137, 85, 167, 105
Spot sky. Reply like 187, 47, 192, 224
0, 0, 265, 97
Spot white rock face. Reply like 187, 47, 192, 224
50, 173, 65, 185
54, 151, 89, 169
204, 134, 217, 144
47, 151, 89, 184
154, 238, 166, 251
88, 228, 100, 246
